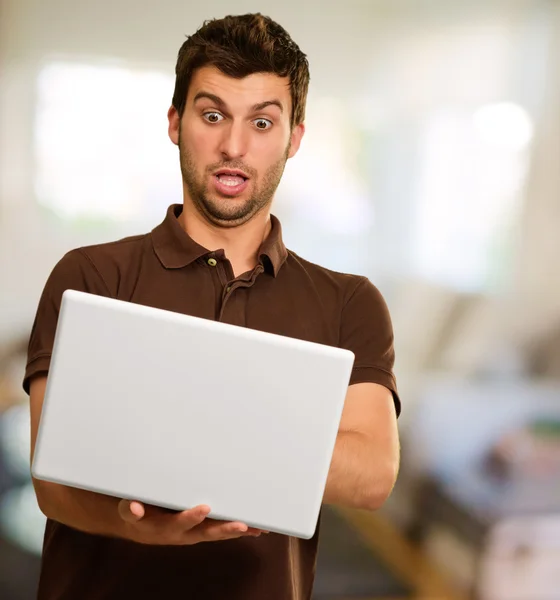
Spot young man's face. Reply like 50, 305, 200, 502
168, 66, 305, 228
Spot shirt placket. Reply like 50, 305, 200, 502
218, 264, 265, 326
202, 253, 229, 320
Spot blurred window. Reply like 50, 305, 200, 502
413, 102, 533, 292
34, 62, 180, 226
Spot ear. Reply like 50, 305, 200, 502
287, 123, 305, 159
168, 105, 180, 146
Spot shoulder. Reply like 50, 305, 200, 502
285, 249, 373, 301
284, 250, 391, 325
51, 232, 150, 297
75, 232, 149, 265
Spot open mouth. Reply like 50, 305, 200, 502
213, 169, 250, 195
214, 169, 249, 187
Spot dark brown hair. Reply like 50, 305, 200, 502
172, 13, 310, 128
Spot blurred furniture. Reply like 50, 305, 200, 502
406, 377, 560, 600
414, 470, 560, 600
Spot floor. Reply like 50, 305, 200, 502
0, 536, 41, 600
312, 507, 411, 599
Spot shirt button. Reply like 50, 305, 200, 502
207, 258, 217, 267
226, 286, 231, 293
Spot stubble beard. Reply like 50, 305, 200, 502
178, 126, 290, 228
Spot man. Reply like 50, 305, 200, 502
24, 12, 401, 600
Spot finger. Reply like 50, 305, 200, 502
199, 520, 272, 541
198, 518, 267, 538
174, 505, 212, 530
130, 501, 146, 519
118, 499, 145, 523
197, 520, 255, 542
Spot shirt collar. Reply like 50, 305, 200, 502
151, 204, 288, 277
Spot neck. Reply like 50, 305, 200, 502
179, 202, 272, 278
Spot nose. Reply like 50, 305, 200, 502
219, 120, 248, 160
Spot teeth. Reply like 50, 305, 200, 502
217, 175, 245, 186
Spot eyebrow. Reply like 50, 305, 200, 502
193, 91, 284, 114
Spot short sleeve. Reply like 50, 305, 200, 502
339, 277, 401, 416
22, 249, 111, 394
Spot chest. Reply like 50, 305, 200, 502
127, 261, 340, 348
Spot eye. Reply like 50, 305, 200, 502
253, 118, 272, 130
203, 112, 224, 123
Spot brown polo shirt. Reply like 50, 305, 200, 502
23, 203, 400, 600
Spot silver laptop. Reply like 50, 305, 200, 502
32, 289, 354, 539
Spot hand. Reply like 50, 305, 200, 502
118, 500, 268, 545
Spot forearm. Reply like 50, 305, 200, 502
323, 431, 397, 510
33, 478, 131, 540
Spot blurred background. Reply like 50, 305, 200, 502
1, 0, 559, 598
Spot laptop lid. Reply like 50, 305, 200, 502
32, 289, 354, 539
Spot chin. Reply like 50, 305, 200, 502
201, 206, 253, 227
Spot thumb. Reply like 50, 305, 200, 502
118, 499, 145, 523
